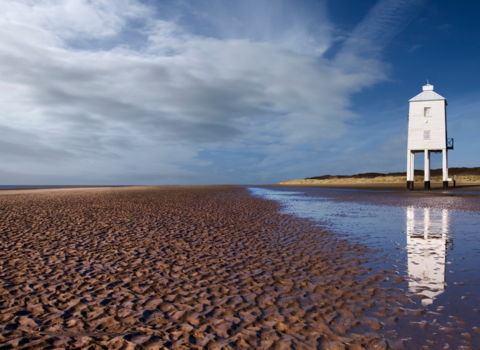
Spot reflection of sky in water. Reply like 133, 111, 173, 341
247, 187, 480, 315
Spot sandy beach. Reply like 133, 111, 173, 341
0, 186, 477, 349
276, 181, 480, 192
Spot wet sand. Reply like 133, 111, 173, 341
0, 185, 423, 350
0, 185, 477, 349
253, 186, 480, 350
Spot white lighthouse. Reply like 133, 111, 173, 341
406, 83, 453, 190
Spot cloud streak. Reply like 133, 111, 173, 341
338, 0, 426, 59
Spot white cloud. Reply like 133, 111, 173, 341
0, 0, 424, 184
169, 0, 333, 57
1, 0, 148, 40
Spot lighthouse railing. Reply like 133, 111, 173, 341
447, 138, 454, 150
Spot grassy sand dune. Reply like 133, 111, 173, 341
278, 175, 480, 185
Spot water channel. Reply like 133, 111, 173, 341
248, 186, 480, 348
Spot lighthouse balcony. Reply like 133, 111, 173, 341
447, 138, 454, 150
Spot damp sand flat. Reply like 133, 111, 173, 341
250, 186, 480, 350
0, 185, 434, 350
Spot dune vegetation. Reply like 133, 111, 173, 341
278, 175, 480, 185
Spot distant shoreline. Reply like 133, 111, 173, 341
0, 185, 131, 192
303, 166, 480, 180
278, 166, 480, 190
276, 178, 480, 192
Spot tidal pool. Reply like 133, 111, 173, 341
248, 186, 480, 348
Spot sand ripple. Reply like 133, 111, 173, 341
0, 186, 437, 349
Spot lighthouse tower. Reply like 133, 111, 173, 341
406, 83, 453, 190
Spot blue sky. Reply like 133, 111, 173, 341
0, 0, 479, 185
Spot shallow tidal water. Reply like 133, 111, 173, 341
248, 186, 480, 348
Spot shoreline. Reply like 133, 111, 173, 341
3, 181, 480, 193
250, 185, 480, 349
273, 182, 480, 192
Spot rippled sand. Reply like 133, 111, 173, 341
0, 186, 468, 349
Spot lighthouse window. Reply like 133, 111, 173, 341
424, 130, 431, 140
424, 107, 431, 117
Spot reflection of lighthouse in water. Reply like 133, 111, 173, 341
406, 207, 450, 305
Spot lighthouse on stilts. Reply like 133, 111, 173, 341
406, 83, 453, 190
